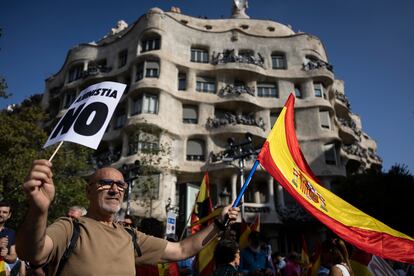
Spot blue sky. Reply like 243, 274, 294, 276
1, 0, 413, 173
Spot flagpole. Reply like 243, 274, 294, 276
224, 159, 260, 227
48, 141, 64, 162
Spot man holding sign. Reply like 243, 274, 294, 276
17, 160, 239, 275
16, 81, 240, 275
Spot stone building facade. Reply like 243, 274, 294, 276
41, 6, 381, 243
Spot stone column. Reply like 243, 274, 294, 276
231, 173, 238, 200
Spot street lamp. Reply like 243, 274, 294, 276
222, 132, 256, 219
122, 160, 141, 215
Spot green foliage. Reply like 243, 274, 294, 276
0, 95, 92, 228
335, 165, 414, 236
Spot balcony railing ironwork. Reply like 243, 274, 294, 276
302, 59, 333, 72
219, 84, 255, 97
211, 49, 265, 68
206, 112, 265, 131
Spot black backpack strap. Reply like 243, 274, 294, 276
124, 227, 142, 257
55, 218, 81, 276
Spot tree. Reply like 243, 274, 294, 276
0, 95, 92, 228
334, 165, 414, 236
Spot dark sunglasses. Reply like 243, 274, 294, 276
96, 179, 128, 191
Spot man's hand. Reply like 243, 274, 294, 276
219, 203, 240, 224
23, 159, 55, 213
0, 237, 8, 248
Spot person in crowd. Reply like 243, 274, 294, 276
223, 228, 238, 242
0, 201, 22, 276
318, 238, 353, 276
16, 160, 239, 276
66, 206, 86, 219
272, 252, 286, 276
213, 239, 241, 276
284, 252, 301, 276
239, 231, 273, 275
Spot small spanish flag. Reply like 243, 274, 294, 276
257, 94, 414, 263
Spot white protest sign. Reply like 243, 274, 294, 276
166, 211, 177, 235
44, 81, 126, 150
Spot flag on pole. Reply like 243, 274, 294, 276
301, 235, 310, 267
191, 172, 217, 275
191, 172, 213, 234
239, 214, 260, 249
257, 94, 414, 263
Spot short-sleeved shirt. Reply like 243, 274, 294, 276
0, 227, 15, 251
45, 217, 168, 276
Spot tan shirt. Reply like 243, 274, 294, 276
45, 217, 167, 276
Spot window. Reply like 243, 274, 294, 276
319, 110, 331, 129
114, 110, 127, 129
271, 54, 286, 69
196, 76, 216, 93
191, 48, 209, 63
118, 49, 128, 68
141, 37, 161, 52
258, 83, 278, 97
68, 64, 83, 82
324, 143, 337, 165
187, 139, 205, 161
136, 60, 160, 81
145, 61, 160, 78
270, 111, 280, 127
314, 83, 325, 98
183, 105, 198, 124
131, 93, 159, 115
178, 72, 187, 91
142, 94, 158, 114
128, 131, 159, 155
63, 90, 77, 108
294, 85, 302, 98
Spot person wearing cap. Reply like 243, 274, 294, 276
16, 159, 239, 275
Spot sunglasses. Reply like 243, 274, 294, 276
96, 179, 128, 191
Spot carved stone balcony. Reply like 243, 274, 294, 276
335, 91, 351, 109
342, 144, 367, 159
211, 49, 265, 68
337, 117, 361, 139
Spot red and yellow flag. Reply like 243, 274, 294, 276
257, 94, 414, 263
191, 172, 213, 234
239, 214, 260, 249
191, 172, 217, 275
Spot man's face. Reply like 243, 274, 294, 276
0, 206, 11, 225
87, 168, 127, 215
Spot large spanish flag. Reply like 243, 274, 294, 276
257, 94, 414, 263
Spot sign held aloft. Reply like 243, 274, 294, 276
44, 81, 126, 150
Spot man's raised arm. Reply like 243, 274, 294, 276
16, 159, 55, 264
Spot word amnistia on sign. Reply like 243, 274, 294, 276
43, 81, 126, 150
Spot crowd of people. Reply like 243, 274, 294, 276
1, 159, 413, 275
